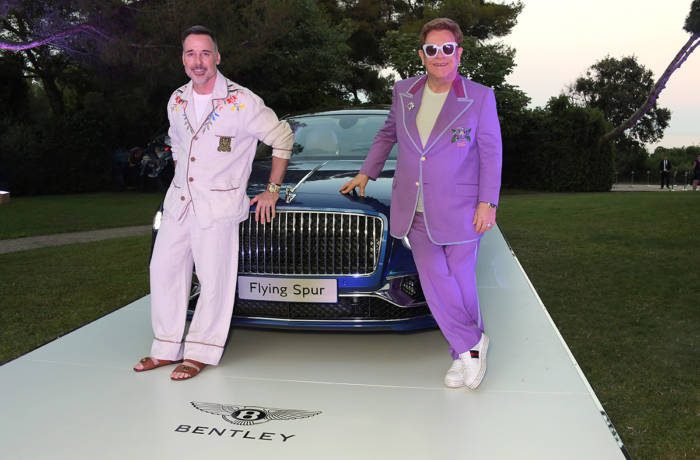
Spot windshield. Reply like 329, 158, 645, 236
255, 112, 398, 160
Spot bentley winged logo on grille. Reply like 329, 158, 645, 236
191, 402, 321, 425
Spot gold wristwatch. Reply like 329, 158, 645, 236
266, 182, 281, 194
480, 201, 498, 209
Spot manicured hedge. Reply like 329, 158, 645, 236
502, 95, 614, 192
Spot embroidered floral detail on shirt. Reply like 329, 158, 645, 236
181, 111, 194, 135
224, 93, 245, 112
199, 92, 246, 134
171, 95, 186, 113
450, 127, 472, 147
199, 110, 219, 134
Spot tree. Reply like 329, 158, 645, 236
229, 0, 351, 113
612, 137, 648, 179
317, 0, 398, 104
571, 56, 671, 145
600, 0, 699, 143
0, 0, 142, 115
0, 51, 28, 117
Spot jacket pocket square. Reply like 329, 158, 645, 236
450, 127, 471, 147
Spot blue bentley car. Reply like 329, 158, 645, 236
152, 109, 434, 331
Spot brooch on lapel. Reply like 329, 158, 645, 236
450, 127, 472, 147
407, 102, 415, 111
217, 136, 233, 152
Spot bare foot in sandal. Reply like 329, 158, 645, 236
171, 360, 207, 380
133, 357, 182, 372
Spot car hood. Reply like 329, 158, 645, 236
248, 159, 396, 213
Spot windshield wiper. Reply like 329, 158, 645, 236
285, 160, 329, 204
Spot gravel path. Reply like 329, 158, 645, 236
611, 183, 696, 192
0, 225, 151, 255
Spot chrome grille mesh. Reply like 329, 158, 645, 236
239, 211, 384, 276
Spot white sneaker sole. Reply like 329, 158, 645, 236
465, 334, 489, 390
444, 374, 465, 388
444, 359, 465, 388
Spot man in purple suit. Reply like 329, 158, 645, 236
340, 18, 502, 390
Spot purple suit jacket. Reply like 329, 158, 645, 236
360, 75, 502, 245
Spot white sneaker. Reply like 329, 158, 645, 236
444, 359, 465, 388
458, 334, 489, 390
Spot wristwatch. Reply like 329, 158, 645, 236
480, 201, 498, 209
266, 182, 281, 194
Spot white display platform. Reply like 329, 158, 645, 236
0, 228, 626, 459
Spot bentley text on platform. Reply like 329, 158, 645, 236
174, 425, 296, 442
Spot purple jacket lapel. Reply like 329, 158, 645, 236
398, 75, 474, 154
423, 76, 474, 154
398, 77, 425, 154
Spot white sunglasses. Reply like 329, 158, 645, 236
421, 42, 458, 57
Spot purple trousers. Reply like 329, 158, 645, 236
407, 212, 483, 359
148, 207, 239, 365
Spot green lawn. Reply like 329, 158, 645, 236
497, 192, 698, 460
0, 192, 165, 239
0, 191, 697, 459
0, 236, 151, 361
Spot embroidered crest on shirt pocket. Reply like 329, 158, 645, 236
450, 127, 472, 147
217, 136, 233, 152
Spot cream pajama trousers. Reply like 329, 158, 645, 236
149, 206, 239, 365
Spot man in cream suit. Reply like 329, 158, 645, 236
341, 18, 502, 390
134, 26, 293, 380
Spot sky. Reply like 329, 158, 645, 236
499, 0, 699, 149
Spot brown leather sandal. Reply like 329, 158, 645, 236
170, 360, 206, 381
133, 357, 182, 372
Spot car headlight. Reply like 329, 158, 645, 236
153, 210, 163, 231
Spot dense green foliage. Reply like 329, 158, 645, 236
503, 95, 613, 191
685, 0, 700, 33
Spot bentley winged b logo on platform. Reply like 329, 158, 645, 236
191, 402, 321, 425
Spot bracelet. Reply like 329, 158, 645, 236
266, 182, 281, 194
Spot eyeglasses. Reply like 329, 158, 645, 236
421, 42, 458, 58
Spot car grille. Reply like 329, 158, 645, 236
234, 296, 430, 321
239, 211, 384, 276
